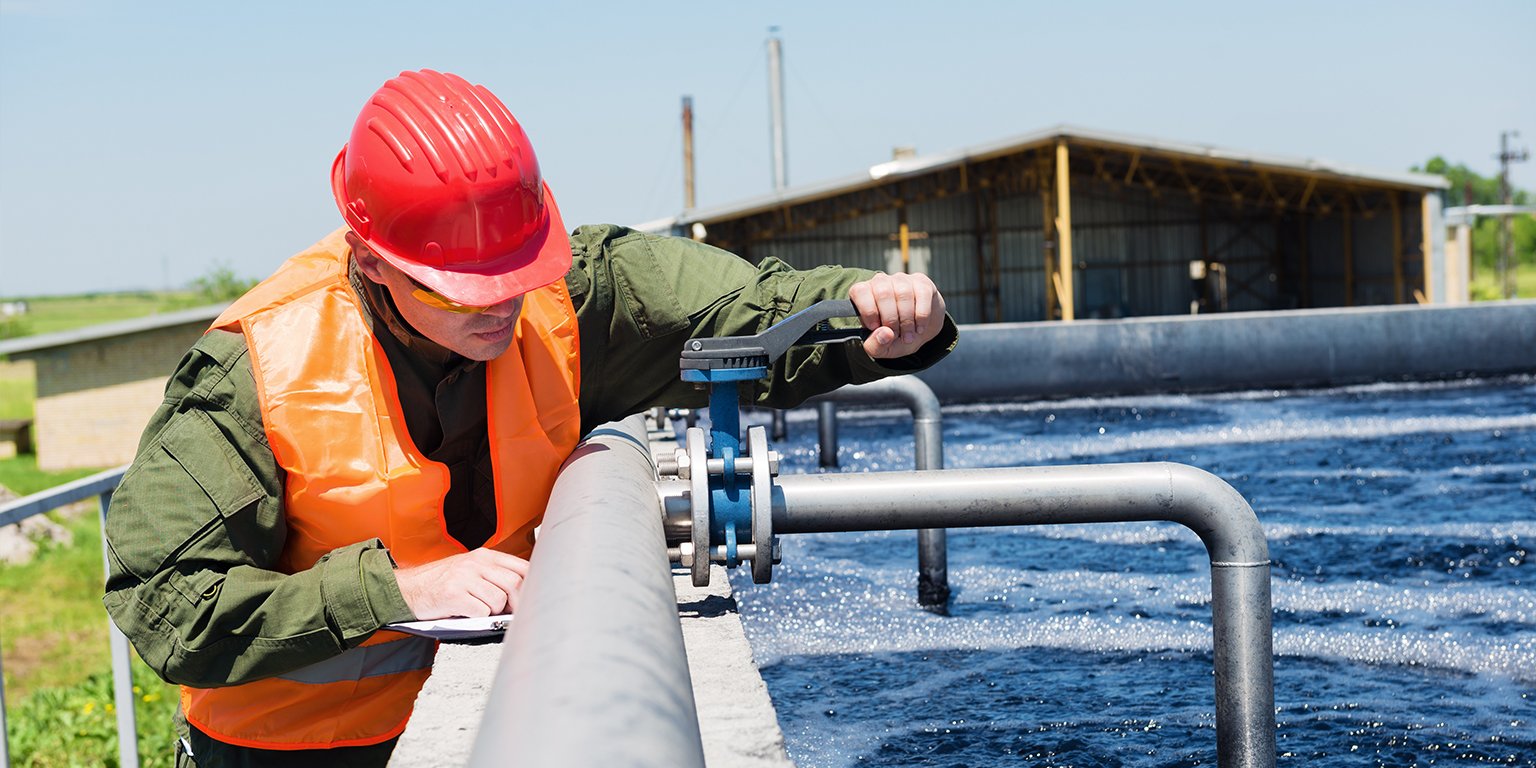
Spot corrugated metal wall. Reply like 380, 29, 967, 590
994, 192, 1047, 322
705, 156, 1427, 324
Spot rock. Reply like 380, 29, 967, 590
0, 484, 74, 566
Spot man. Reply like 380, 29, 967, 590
103, 69, 954, 767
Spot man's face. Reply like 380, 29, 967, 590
350, 237, 525, 361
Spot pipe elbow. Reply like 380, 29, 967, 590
1163, 463, 1270, 566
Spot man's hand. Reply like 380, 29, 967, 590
393, 548, 531, 620
847, 272, 946, 359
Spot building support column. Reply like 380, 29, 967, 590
1391, 193, 1405, 304
1054, 140, 1076, 322
1040, 156, 1058, 319
898, 205, 912, 274
1421, 193, 1437, 303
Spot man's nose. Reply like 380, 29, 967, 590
481, 295, 524, 319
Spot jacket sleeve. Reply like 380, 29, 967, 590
568, 224, 958, 431
101, 330, 415, 688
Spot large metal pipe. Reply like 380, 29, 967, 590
771, 462, 1275, 768
914, 301, 1536, 403
811, 376, 949, 608
470, 416, 705, 768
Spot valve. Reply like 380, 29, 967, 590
671, 299, 868, 586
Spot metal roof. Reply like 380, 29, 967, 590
1443, 204, 1536, 226
0, 303, 227, 357
642, 124, 1449, 232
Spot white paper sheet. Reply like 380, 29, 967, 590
385, 614, 513, 641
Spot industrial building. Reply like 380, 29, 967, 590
646, 125, 1454, 325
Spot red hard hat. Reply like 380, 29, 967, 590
331, 69, 570, 307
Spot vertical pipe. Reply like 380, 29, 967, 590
767, 33, 788, 192
912, 401, 947, 611
811, 378, 949, 609
100, 492, 139, 768
1055, 141, 1076, 321
898, 210, 911, 274
682, 96, 696, 210
816, 401, 838, 467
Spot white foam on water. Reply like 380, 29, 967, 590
741, 560, 1536, 682
953, 413, 1536, 467
1275, 627, 1536, 683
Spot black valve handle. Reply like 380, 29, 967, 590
680, 299, 871, 374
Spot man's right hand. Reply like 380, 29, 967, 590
393, 548, 531, 620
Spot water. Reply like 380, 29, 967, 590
728, 375, 1536, 766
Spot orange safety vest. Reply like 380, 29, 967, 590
183, 229, 581, 750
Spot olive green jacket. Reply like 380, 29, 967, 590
103, 224, 956, 689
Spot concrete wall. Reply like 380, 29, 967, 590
915, 299, 1536, 402
21, 321, 205, 470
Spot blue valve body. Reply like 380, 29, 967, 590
689, 366, 766, 566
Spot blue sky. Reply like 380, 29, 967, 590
2, 0, 1532, 297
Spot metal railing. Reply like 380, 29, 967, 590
0, 466, 134, 768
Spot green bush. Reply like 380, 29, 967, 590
8, 661, 179, 768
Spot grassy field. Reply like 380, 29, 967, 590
0, 455, 102, 497
0, 509, 179, 767
1469, 266, 1536, 300
0, 290, 208, 341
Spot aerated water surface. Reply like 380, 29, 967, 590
729, 375, 1535, 767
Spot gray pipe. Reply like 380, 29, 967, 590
816, 401, 839, 467
470, 416, 705, 768
772, 462, 1275, 768
812, 376, 949, 608
914, 301, 1536, 402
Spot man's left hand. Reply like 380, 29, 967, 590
847, 272, 946, 359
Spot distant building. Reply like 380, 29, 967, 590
1, 301, 28, 317
0, 306, 226, 470
641, 125, 1452, 324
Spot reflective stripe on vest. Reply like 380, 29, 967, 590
183, 229, 582, 750
277, 636, 437, 685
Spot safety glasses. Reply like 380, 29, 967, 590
407, 277, 493, 314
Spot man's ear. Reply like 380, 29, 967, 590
347, 232, 388, 282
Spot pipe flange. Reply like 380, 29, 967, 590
747, 426, 776, 584
685, 427, 712, 587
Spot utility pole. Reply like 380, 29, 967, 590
1497, 130, 1529, 299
